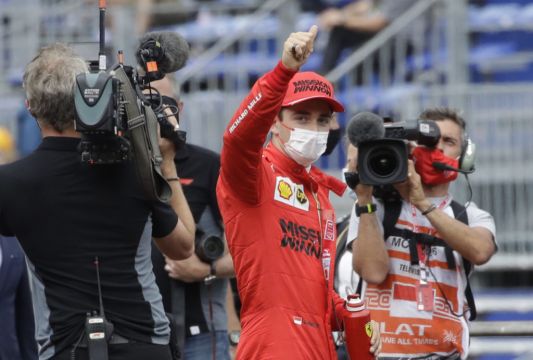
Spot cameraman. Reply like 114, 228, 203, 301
0, 44, 195, 360
149, 75, 235, 360
348, 108, 496, 359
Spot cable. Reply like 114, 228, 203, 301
426, 250, 470, 319
452, 173, 473, 222
70, 331, 85, 360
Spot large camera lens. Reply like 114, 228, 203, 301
368, 149, 398, 178
358, 139, 409, 186
196, 235, 224, 263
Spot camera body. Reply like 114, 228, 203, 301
74, 70, 131, 164
358, 119, 440, 185
73, 35, 187, 166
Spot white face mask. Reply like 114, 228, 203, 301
283, 127, 329, 167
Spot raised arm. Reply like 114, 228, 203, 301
351, 185, 390, 285
399, 161, 496, 265
219, 26, 318, 204
153, 109, 196, 260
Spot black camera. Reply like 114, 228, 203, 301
73, 29, 189, 165
358, 120, 440, 185
74, 70, 130, 164
195, 232, 224, 263
72, 3, 189, 202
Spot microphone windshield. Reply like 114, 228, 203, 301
136, 31, 190, 74
347, 112, 385, 146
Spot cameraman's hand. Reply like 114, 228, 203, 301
159, 107, 179, 161
282, 25, 318, 71
346, 143, 374, 203
393, 160, 427, 208
354, 183, 374, 206
164, 254, 210, 283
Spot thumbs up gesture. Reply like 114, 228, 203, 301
282, 25, 318, 71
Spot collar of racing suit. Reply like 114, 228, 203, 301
263, 143, 346, 197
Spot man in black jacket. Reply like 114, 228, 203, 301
0, 43, 195, 360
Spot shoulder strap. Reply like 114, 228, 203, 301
113, 65, 172, 203
450, 200, 476, 321
382, 200, 402, 240
381, 199, 477, 321
450, 200, 468, 226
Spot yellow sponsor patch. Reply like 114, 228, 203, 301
278, 180, 293, 200
296, 188, 308, 205
365, 322, 373, 338
273, 177, 309, 211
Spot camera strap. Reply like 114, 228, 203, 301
113, 65, 172, 203
381, 200, 477, 320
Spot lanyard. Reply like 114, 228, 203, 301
409, 196, 450, 284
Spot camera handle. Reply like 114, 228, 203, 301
113, 65, 172, 203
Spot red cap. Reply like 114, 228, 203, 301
282, 72, 344, 113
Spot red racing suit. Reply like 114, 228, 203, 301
217, 62, 348, 359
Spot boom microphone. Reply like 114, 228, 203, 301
136, 31, 190, 75
347, 112, 385, 146
432, 162, 474, 174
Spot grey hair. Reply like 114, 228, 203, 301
23, 43, 88, 132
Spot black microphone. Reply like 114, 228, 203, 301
432, 162, 475, 174
346, 112, 385, 146
136, 31, 190, 75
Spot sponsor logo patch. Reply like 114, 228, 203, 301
274, 177, 309, 211
278, 180, 293, 200
322, 249, 331, 280
292, 80, 332, 97
229, 92, 262, 133
279, 218, 321, 259
324, 219, 335, 241
365, 322, 373, 338
296, 188, 308, 205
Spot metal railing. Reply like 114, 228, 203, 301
175, 0, 287, 88
325, 0, 469, 116
0, 0, 98, 130
172, 0, 299, 150
326, 0, 443, 84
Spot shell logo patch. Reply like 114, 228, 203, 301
365, 322, 373, 338
278, 180, 293, 200
274, 177, 309, 211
